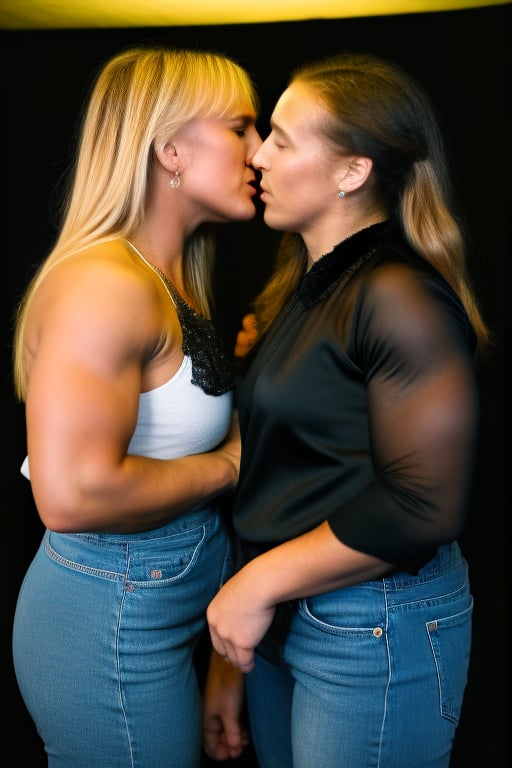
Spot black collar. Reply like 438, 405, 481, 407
297, 219, 398, 308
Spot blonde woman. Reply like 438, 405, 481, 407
12, 45, 261, 768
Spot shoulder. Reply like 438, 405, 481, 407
351, 247, 473, 361
35, 240, 162, 313
26, 240, 170, 351
55, 240, 154, 290
361, 242, 458, 311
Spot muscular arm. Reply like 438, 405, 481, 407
24, 251, 239, 533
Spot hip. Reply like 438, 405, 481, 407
262, 542, 471, 656
35, 505, 231, 587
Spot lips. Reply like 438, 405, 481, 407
247, 179, 262, 200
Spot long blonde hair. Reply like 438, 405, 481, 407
252, 52, 490, 355
13, 46, 258, 401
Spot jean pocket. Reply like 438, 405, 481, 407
126, 525, 208, 585
426, 598, 473, 724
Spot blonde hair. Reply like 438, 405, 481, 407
13, 46, 258, 400
252, 52, 490, 355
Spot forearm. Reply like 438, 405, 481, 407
31, 448, 238, 533
202, 650, 248, 761
243, 521, 393, 606
207, 521, 393, 672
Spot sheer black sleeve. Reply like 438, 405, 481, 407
327, 261, 479, 572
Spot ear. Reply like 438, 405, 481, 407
154, 141, 179, 173
338, 156, 373, 194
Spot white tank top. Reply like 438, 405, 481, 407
127, 355, 233, 458
20, 360, 232, 480
21, 240, 235, 479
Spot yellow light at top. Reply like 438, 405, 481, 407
0, 0, 509, 30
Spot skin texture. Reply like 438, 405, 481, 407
24, 105, 261, 535
16, 47, 268, 763
255, 82, 378, 263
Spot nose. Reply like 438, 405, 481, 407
247, 128, 263, 166
252, 140, 268, 170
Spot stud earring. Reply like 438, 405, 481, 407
337, 189, 345, 199
170, 170, 181, 189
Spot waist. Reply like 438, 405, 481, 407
46, 504, 218, 546
384, 541, 464, 587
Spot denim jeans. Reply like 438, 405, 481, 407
12, 506, 231, 768
246, 542, 472, 768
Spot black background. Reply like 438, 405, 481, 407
1, 5, 509, 765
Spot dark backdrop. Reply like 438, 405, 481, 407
1, 5, 509, 766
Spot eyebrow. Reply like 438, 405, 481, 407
226, 113, 256, 126
269, 119, 291, 141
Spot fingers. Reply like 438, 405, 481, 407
202, 654, 250, 761
233, 313, 258, 357
203, 722, 249, 761
213, 644, 255, 674
210, 630, 255, 673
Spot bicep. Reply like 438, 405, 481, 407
25, 276, 153, 500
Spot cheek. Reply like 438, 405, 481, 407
274, 155, 315, 191
263, 162, 328, 229
275, 163, 317, 210
213, 148, 246, 180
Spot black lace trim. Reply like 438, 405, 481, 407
297, 220, 397, 308
165, 283, 234, 397
125, 239, 233, 395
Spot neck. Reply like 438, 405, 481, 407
125, 236, 186, 294
305, 213, 388, 268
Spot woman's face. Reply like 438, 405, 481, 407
253, 82, 345, 238
174, 99, 262, 225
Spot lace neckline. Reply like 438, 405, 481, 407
124, 240, 234, 396
297, 220, 396, 308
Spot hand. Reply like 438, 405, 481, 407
207, 564, 276, 673
202, 650, 249, 761
233, 313, 258, 357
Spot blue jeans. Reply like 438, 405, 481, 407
246, 542, 472, 768
12, 507, 231, 768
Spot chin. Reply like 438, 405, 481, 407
263, 211, 286, 229
236, 206, 258, 222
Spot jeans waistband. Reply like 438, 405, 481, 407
46, 504, 218, 547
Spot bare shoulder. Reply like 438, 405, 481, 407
26, 240, 171, 359
35, 240, 161, 311
47, 240, 156, 296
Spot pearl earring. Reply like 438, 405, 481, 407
170, 170, 181, 189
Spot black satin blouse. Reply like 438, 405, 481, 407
233, 220, 479, 573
